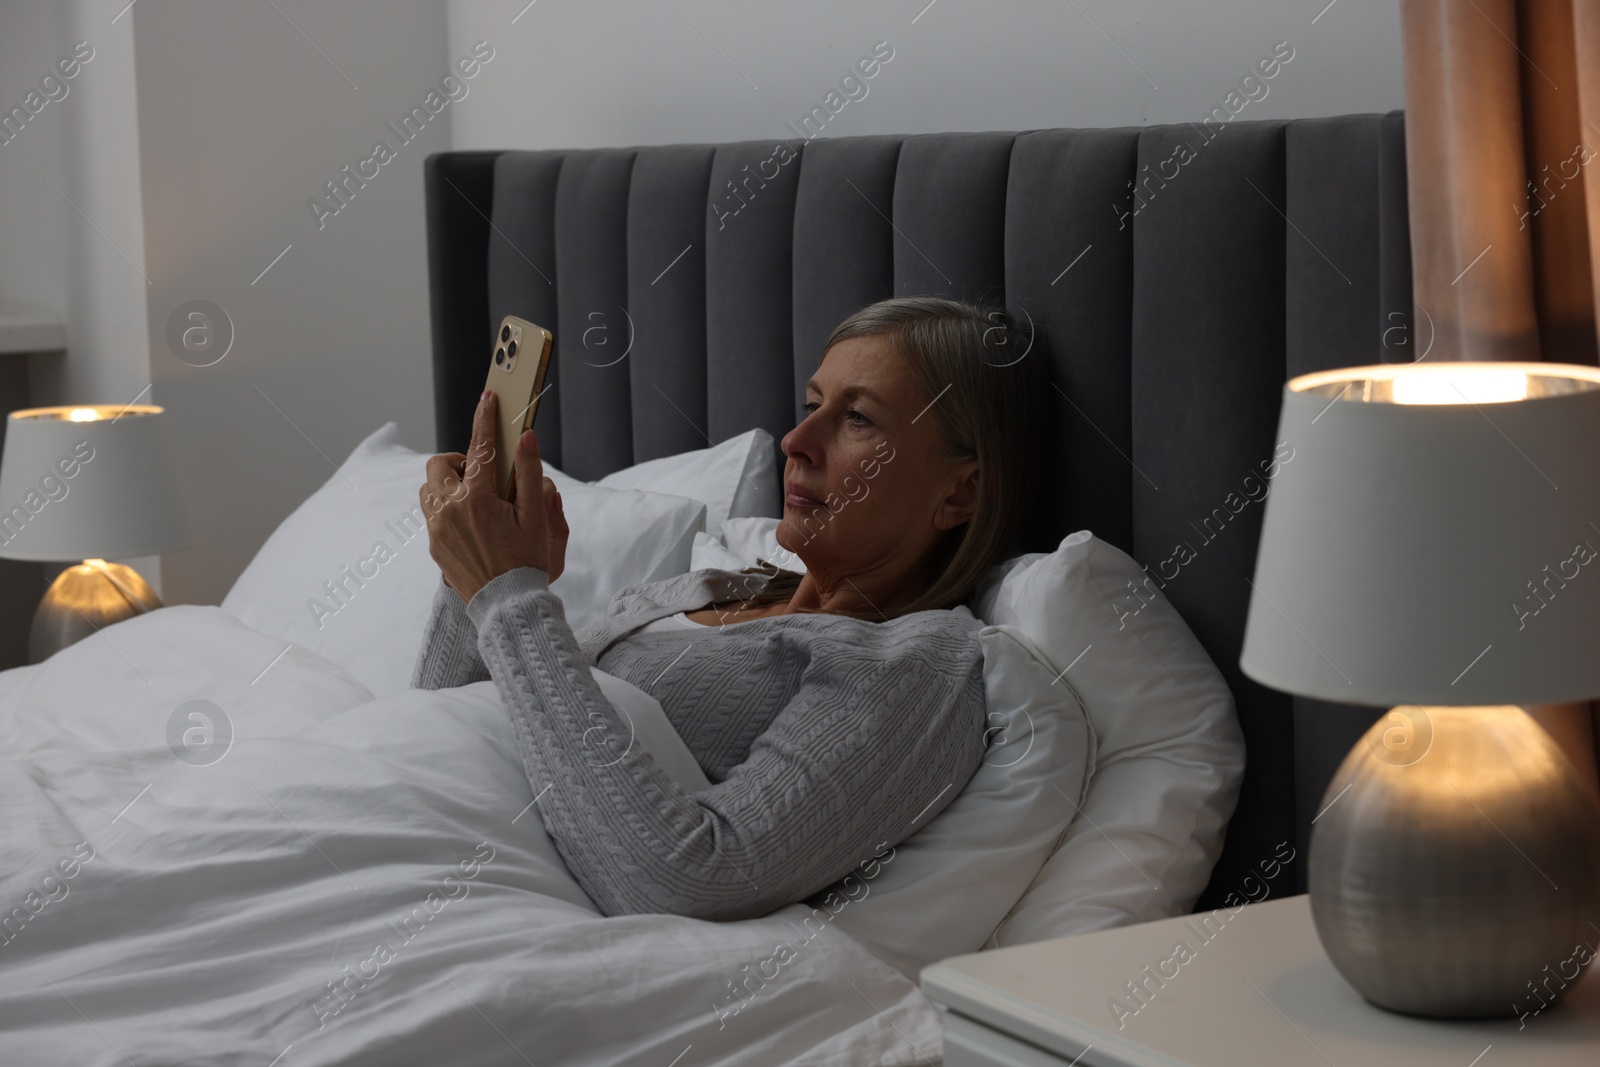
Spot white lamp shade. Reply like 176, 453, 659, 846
0, 404, 193, 562
1240, 362, 1600, 707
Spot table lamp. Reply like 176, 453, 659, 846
1241, 361, 1600, 1019
0, 404, 192, 663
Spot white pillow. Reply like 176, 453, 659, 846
690, 519, 806, 575
689, 532, 748, 572
539, 464, 706, 630
977, 531, 1245, 945
596, 428, 778, 537
222, 423, 704, 697
824, 624, 1093, 981
717, 515, 806, 572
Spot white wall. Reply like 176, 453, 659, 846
0, 0, 1405, 626
447, 0, 1404, 151
0, 0, 157, 647
0, 0, 149, 437
0, 0, 449, 613
132, 0, 448, 607
0, 3, 72, 326
48, 2, 151, 414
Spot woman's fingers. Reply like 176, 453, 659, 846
421, 453, 471, 525
461, 392, 499, 497
545, 476, 568, 582
511, 429, 547, 527
542, 476, 562, 531
425, 452, 466, 487
415, 408, 554, 600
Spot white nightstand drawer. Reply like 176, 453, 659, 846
944, 1013, 1079, 1067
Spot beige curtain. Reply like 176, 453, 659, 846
1401, 0, 1600, 795
1401, 0, 1600, 365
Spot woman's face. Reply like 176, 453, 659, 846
777, 335, 979, 590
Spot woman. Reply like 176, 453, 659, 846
412, 297, 1051, 922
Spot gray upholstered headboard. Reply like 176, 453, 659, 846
423, 113, 1411, 910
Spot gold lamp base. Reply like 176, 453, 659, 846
28, 559, 162, 664
1309, 706, 1600, 1019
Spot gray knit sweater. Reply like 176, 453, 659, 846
411, 566, 987, 921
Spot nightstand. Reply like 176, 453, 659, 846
921, 895, 1599, 1066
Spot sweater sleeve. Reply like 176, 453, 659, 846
468, 565, 987, 922
411, 575, 491, 690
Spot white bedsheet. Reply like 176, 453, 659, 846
0, 606, 942, 1066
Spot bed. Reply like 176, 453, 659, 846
425, 111, 1414, 907
0, 113, 1411, 1065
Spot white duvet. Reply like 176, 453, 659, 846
0, 606, 941, 1066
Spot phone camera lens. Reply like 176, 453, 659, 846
495, 347, 505, 365
507, 340, 518, 358
500, 325, 511, 342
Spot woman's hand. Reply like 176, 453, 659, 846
420, 390, 569, 604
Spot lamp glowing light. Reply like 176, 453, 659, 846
1288, 360, 1600, 406
1391, 366, 1529, 405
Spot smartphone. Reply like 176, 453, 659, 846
482, 315, 554, 501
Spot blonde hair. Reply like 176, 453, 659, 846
734, 296, 1052, 620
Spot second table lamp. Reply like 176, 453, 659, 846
0, 404, 192, 662
1241, 361, 1600, 1018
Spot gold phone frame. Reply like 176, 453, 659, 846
482, 315, 554, 500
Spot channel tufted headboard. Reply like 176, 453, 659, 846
423, 113, 1412, 911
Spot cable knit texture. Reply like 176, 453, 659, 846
411, 567, 986, 921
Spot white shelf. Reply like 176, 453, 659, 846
0, 306, 66, 356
